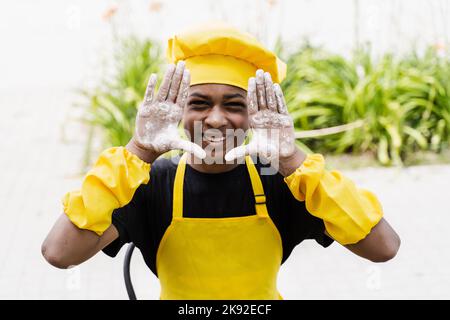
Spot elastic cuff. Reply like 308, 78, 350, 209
121, 146, 152, 173
284, 153, 325, 201
342, 211, 384, 245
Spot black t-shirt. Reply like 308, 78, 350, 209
103, 156, 333, 276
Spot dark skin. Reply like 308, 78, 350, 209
42, 83, 400, 269
183, 84, 249, 173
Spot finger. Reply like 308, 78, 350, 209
247, 77, 258, 115
171, 139, 206, 159
176, 69, 190, 108
264, 72, 277, 112
274, 83, 288, 114
255, 69, 267, 110
157, 64, 176, 101
167, 61, 185, 102
138, 74, 158, 117
143, 73, 157, 105
224, 143, 256, 162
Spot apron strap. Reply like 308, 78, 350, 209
173, 153, 188, 219
172, 153, 269, 219
245, 156, 269, 218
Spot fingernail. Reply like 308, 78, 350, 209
256, 70, 264, 83
177, 60, 185, 68
264, 72, 272, 81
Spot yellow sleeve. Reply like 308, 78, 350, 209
62, 147, 151, 236
284, 153, 383, 245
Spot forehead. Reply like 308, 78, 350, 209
188, 83, 247, 98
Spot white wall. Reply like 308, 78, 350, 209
0, 0, 449, 92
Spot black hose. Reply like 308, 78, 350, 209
123, 243, 137, 300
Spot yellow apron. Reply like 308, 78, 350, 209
156, 153, 283, 300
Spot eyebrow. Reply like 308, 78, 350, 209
189, 92, 245, 100
223, 93, 245, 100
189, 92, 210, 99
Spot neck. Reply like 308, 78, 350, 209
186, 154, 239, 174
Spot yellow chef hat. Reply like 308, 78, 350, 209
166, 23, 286, 90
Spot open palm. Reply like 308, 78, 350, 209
134, 61, 206, 159
225, 70, 296, 162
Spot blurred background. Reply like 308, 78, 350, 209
0, 0, 449, 299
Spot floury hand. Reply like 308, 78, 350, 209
132, 61, 206, 161
225, 69, 296, 163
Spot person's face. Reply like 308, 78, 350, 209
183, 83, 249, 162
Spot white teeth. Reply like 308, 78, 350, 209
204, 136, 225, 143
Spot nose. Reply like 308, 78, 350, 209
204, 105, 228, 129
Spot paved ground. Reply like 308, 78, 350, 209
0, 86, 449, 300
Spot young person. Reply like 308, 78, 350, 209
42, 23, 400, 300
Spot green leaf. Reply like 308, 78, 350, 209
403, 126, 428, 149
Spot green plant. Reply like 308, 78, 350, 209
82, 37, 163, 149
282, 44, 450, 165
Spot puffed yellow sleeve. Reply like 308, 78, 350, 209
284, 153, 383, 245
62, 147, 151, 236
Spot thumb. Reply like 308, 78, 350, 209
224, 143, 256, 162
171, 138, 206, 159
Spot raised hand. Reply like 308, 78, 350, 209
133, 61, 206, 161
225, 69, 296, 163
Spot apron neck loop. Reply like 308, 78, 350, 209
172, 153, 269, 219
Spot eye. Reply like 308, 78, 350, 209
190, 100, 208, 105
188, 100, 210, 109
224, 102, 246, 109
